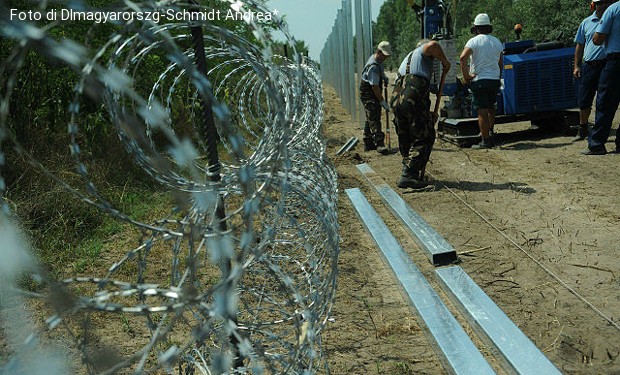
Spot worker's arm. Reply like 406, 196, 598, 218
573, 43, 584, 78
593, 32, 606, 45
498, 52, 503, 76
459, 47, 475, 82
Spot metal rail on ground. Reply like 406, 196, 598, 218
345, 188, 496, 375
356, 163, 457, 266
436, 266, 562, 375
353, 165, 562, 373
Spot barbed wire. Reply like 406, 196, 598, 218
0, 1, 338, 374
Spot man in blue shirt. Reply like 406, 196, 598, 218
359, 41, 391, 154
583, 0, 620, 154
573, 0, 609, 141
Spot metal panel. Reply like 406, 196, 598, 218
344, 0, 356, 121
356, 163, 457, 266
354, 0, 365, 128
320, 1, 357, 120
436, 266, 562, 375
345, 188, 496, 375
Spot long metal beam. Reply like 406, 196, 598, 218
345, 188, 495, 375
356, 163, 457, 265
436, 266, 562, 375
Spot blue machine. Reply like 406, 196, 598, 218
502, 47, 576, 115
409, 0, 580, 146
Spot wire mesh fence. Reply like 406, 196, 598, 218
0, 1, 338, 374
320, 0, 373, 126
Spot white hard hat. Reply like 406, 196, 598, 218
474, 13, 492, 26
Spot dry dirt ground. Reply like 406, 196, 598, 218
321, 84, 620, 375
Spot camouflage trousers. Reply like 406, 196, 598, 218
390, 74, 435, 172
359, 82, 385, 148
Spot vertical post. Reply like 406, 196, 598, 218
337, 8, 345, 109
344, 0, 356, 121
355, 0, 365, 128
189, 3, 241, 369
363, 0, 373, 59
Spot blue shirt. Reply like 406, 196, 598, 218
398, 45, 433, 80
575, 12, 606, 61
596, 1, 620, 54
361, 55, 386, 86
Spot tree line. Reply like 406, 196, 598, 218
373, 0, 592, 69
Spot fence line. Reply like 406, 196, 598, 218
320, 0, 374, 126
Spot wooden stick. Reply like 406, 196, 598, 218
458, 245, 491, 256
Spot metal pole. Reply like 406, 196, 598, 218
345, 0, 356, 121
189, 2, 240, 369
355, 0, 365, 128
363, 0, 373, 59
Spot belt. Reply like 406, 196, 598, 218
586, 59, 606, 67
606, 53, 620, 61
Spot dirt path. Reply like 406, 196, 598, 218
322, 84, 620, 374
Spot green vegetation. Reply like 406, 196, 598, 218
373, 0, 591, 68
2, 0, 313, 279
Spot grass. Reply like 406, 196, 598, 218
9, 159, 171, 279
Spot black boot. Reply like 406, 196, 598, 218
397, 161, 428, 189
364, 139, 377, 151
376, 141, 388, 155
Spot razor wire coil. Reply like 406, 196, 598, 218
0, 1, 338, 374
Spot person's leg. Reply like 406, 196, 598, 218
575, 63, 599, 141
587, 60, 620, 153
470, 80, 493, 148
477, 108, 491, 139
362, 99, 381, 151
398, 88, 432, 188
471, 107, 493, 149
487, 80, 500, 142
367, 103, 385, 151
393, 100, 414, 158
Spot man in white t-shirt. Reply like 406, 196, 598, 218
459, 13, 504, 149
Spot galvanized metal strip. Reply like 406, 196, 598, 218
345, 188, 496, 375
336, 137, 358, 155
356, 163, 457, 266
436, 266, 562, 375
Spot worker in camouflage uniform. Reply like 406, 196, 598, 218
359, 41, 391, 154
391, 39, 451, 188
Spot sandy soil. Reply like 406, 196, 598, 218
321, 84, 620, 375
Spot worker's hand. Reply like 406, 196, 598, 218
460, 72, 476, 83
573, 67, 581, 79
381, 100, 390, 111
431, 112, 439, 124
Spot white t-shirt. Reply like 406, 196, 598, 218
464, 34, 503, 81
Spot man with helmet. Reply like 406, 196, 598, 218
459, 13, 504, 149
573, 0, 610, 142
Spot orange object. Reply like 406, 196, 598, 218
514, 24, 523, 32
590, 1, 595, 10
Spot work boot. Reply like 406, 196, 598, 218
397, 164, 428, 189
364, 140, 377, 151
572, 124, 590, 142
376, 142, 388, 155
